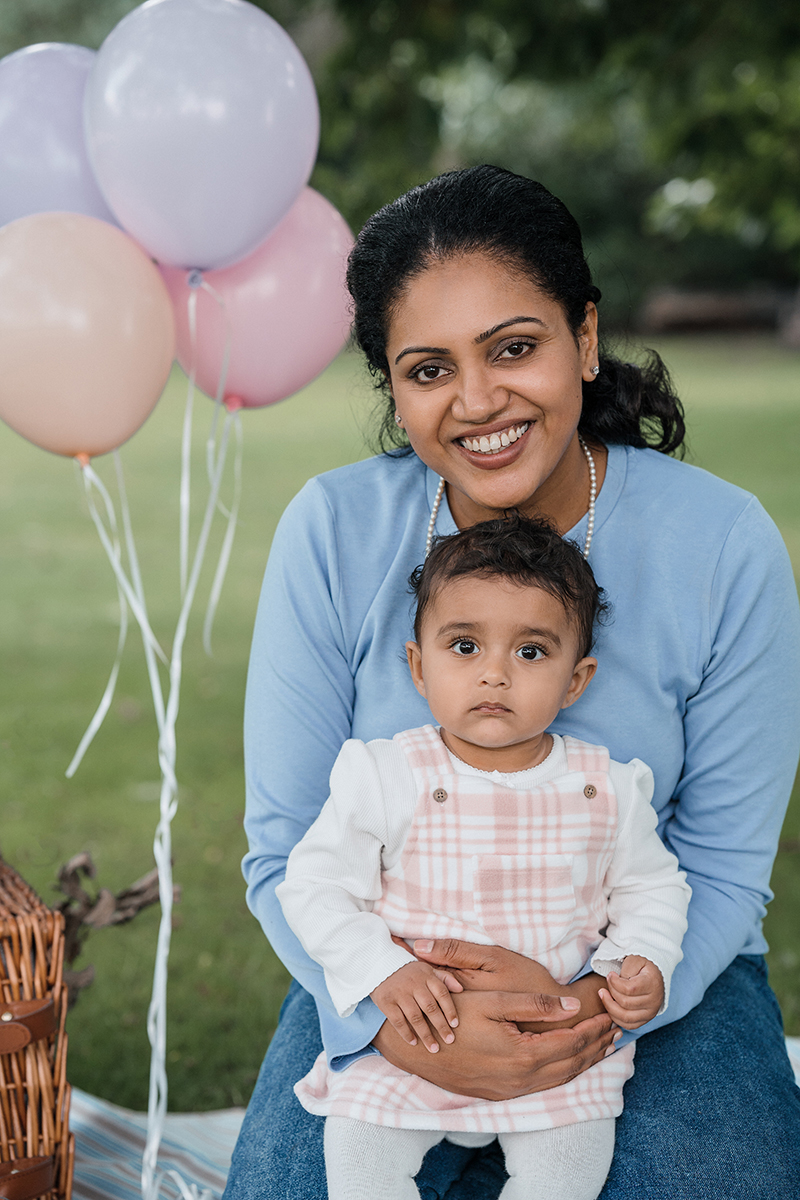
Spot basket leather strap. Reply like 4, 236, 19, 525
0, 997, 56, 1054
0, 1156, 55, 1200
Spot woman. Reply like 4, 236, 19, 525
224, 166, 800, 1198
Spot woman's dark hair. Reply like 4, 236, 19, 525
346, 165, 685, 456
410, 513, 609, 660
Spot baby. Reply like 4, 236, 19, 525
277, 514, 690, 1200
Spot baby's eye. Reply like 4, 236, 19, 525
451, 639, 478, 656
517, 644, 545, 661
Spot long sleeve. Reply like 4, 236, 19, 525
557, 456, 800, 1045
242, 479, 383, 1064
643, 497, 800, 1031
242, 458, 439, 1068
590, 758, 691, 1010
277, 740, 418, 1018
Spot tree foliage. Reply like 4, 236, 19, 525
2, 0, 798, 317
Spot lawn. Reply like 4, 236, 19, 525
0, 333, 798, 1112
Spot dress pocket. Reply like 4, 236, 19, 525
472, 853, 575, 958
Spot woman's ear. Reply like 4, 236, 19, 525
561, 656, 597, 709
406, 641, 426, 698
579, 302, 599, 381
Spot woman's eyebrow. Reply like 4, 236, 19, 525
394, 316, 546, 363
394, 344, 449, 364
474, 316, 545, 343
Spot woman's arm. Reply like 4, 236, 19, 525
646, 498, 800, 1030
243, 481, 388, 1062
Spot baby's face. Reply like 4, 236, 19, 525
406, 575, 595, 771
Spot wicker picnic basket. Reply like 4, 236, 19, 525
0, 860, 73, 1200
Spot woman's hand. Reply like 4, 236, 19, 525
409, 938, 607, 1028
372, 989, 617, 1102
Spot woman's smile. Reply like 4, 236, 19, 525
456, 420, 531, 463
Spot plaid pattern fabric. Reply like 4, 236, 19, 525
295, 725, 635, 1131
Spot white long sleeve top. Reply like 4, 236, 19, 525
278, 732, 691, 1019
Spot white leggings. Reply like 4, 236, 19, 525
324, 1115, 615, 1200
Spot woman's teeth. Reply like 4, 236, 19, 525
459, 423, 529, 455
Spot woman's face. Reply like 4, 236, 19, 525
385, 253, 598, 529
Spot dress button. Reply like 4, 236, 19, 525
433, 788, 448, 804
584, 784, 597, 799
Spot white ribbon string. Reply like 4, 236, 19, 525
78, 466, 168, 666
69, 270, 241, 1200
164, 1169, 213, 1200
202, 410, 242, 656
142, 320, 239, 1200
65, 467, 129, 778
115, 451, 167, 737
197, 276, 240, 652
180, 287, 199, 600
202, 277, 235, 520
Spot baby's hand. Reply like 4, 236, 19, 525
370, 961, 463, 1053
599, 955, 664, 1030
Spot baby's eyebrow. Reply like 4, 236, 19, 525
436, 621, 479, 637
516, 626, 562, 648
434, 621, 562, 649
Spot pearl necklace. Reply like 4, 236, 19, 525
579, 436, 597, 558
425, 436, 597, 559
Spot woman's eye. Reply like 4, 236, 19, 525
411, 363, 447, 382
517, 644, 544, 661
452, 639, 478, 656
497, 340, 534, 360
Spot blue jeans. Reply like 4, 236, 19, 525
222, 956, 800, 1199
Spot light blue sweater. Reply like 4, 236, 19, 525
243, 443, 800, 1067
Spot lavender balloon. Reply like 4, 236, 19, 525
0, 44, 118, 227
84, 0, 320, 270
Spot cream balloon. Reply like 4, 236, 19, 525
0, 212, 175, 457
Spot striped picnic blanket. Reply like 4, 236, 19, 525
70, 1041, 800, 1200
71, 1090, 244, 1200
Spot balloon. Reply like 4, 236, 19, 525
160, 188, 352, 408
0, 43, 117, 227
84, 0, 319, 270
0, 213, 176, 458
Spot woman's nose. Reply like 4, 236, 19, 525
451, 366, 508, 424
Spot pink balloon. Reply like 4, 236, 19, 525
160, 188, 353, 408
0, 213, 175, 457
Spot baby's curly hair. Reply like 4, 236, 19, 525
410, 513, 609, 660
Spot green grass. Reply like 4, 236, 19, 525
0, 334, 798, 1112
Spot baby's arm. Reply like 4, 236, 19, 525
371, 961, 462, 1053
600, 955, 663, 1029
277, 740, 420, 1019
590, 759, 692, 1026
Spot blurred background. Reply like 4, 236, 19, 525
0, 0, 798, 1112
3, 0, 799, 333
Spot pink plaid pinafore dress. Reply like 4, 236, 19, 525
295, 725, 635, 1131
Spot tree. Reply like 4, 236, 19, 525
3, 0, 798, 317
